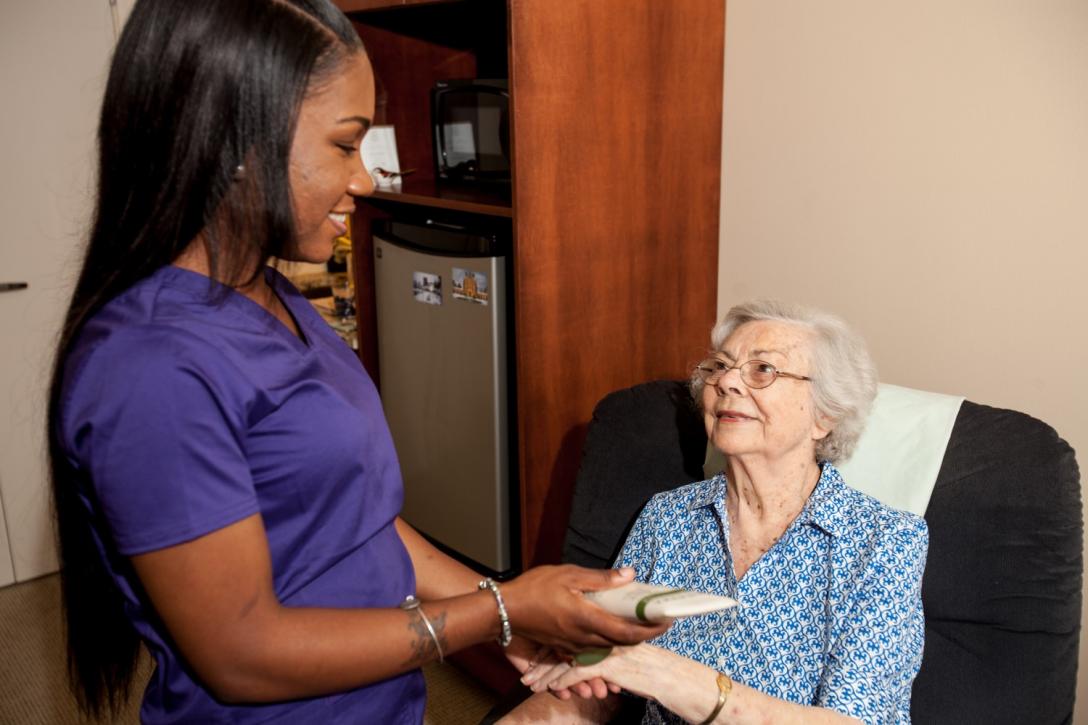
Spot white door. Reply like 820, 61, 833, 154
0, 0, 129, 585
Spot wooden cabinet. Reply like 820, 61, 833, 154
337, 0, 723, 570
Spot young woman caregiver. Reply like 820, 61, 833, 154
46, 1, 666, 722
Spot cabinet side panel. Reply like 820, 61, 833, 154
350, 203, 389, 381
509, 0, 724, 566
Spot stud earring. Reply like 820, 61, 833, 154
233, 164, 246, 180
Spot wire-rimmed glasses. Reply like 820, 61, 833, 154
694, 356, 813, 390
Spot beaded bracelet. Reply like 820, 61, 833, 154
478, 577, 512, 647
400, 595, 444, 663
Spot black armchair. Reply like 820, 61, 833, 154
562, 380, 1082, 724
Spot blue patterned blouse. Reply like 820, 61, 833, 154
615, 463, 928, 725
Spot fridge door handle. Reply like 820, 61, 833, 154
424, 219, 470, 233
0, 282, 29, 293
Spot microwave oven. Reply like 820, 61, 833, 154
431, 79, 510, 184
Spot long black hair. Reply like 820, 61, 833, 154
47, 0, 362, 717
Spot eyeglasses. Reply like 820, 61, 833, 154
694, 356, 813, 390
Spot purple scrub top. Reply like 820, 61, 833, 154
59, 265, 425, 724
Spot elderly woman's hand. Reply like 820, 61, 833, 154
521, 643, 864, 725
511, 646, 615, 701
521, 643, 678, 702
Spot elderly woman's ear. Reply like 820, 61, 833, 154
811, 414, 834, 443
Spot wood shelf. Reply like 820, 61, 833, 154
336, 0, 462, 13
368, 176, 512, 217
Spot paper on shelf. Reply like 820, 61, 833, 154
360, 125, 401, 187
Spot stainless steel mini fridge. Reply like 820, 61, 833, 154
372, 218, 513, 573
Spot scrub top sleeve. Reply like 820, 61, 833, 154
66, 338, 260, 556
816, 517, 929, 725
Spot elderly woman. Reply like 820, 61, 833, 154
506, 300, 928, 724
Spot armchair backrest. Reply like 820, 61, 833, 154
562, 380, 1082, 724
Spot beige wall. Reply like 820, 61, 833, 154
719, 0, 1088, 716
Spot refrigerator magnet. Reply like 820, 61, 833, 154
412, 272, 442, 305
452, 268, 489, 305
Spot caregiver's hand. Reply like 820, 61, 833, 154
501, 566, 670, 652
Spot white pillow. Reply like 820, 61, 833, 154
703, 383, 963, 516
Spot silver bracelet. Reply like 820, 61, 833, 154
400, 595, 444, 663
478, 577, 512, 647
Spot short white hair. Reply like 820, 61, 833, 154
690, 299, 878, 463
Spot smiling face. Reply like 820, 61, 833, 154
286, 51, 375, 263
701, 320, 831, 464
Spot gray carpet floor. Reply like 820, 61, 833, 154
0, 574, 498, 724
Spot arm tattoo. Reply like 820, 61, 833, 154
402, 608, 448, 668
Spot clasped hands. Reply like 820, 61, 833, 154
499, 565, 674, 702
